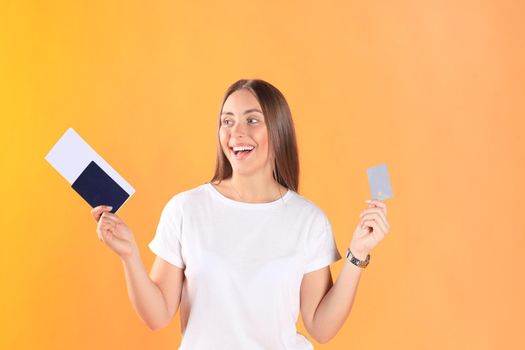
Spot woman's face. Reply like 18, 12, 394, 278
219, 88, 272, 176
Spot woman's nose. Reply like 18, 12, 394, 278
231, 121, 248, 136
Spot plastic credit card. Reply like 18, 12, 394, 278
366, 163, 393, 201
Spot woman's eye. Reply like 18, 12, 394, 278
221, 118, 258, 126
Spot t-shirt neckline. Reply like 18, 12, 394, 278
205, 182, 292, 208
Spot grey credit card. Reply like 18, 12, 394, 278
367, 164, 393, 200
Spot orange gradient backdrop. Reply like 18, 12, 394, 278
1, 1, 524, 349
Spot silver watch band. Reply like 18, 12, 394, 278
346, 248, 370, 268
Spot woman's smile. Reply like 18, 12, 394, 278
231, 147, 255, 160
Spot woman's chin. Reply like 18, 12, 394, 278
231, 166, 254, 175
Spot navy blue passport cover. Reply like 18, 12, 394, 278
71, 160, 129, 213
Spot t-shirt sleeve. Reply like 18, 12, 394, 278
148, 195, 186, 269
304, 208, 342, 274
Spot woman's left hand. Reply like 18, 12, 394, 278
349, 199, 390, 260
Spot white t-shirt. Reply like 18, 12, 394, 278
148, 182, 342, 350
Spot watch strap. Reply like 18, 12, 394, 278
346, 248, 370, 268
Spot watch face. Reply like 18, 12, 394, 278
346, 248, 369, 268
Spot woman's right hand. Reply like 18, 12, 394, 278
91, 205, 138, 261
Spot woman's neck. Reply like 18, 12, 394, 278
216, 174, 286, 203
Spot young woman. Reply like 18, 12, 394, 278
91, 79, 390, 349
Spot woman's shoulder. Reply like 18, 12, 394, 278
162, 183, 209, 210
287, 190, 328, 217
291, 191, 313, 205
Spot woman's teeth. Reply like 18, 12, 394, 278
232, 147, 254, 158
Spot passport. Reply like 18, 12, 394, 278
71, 160, 130, 213
45, 128, 135, 213
367, 163, 393, 200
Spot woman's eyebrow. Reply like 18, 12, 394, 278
221, 108, 263, 116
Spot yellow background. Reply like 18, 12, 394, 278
1, 1, 524, 349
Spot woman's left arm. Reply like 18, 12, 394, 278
300, 199, 390, 344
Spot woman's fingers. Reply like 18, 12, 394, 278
353, 200, 390, 252
97, 212, 120, 233
100, 221, 127, 242
359, 214, 385, 233
366, 200, 387, 215
100, 211, 120, 224
361, 213, 389, 234
362, 219, 385, 242
98, 221, 114, 241
360, 208, 390, 231
109, 222, 127, 240
91, 206, 135, 259
91, 205, 113, 222
364, 202, 387, 217
360, 207, 385, 219
91, 205, 108, 221
102, 222, 114, 239
98, 214, 129, 243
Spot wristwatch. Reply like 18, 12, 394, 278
346, 248, 370, 269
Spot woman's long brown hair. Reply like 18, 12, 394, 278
209, 79, 300, 193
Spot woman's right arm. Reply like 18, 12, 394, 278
91, 205, 184, 331
121, 251, 184, 331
